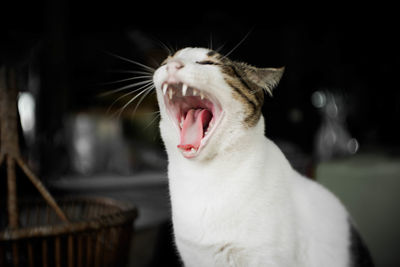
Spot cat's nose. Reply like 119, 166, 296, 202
166, 60, 184, 74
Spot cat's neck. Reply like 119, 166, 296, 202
167, 116, 291, 194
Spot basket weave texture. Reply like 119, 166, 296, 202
0, 197, 137, 267
0, 64, 138, 267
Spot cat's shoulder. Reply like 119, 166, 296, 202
290, 172, 349, 221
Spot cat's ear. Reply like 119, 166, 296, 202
247, 66, 285, 96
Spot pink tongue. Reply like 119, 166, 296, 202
178, 109, 212, 151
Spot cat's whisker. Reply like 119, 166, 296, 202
166, 43, 176, 56
106, 83, 154, 114
99, 80, 153, 97
104, 51, 155, 73
222, 29, 253, 59
148, 57, 162, 70
131, 85, 155, 117
116, 85, 155, 117
154, 38, 175, 57
143, 112, 161, 130
215, 43, 226, 54
138, 110, 160, 117
106, 89, 139, 115
146, 110, 160, 116
106, 69, 154, 76
99, 76, 153, 86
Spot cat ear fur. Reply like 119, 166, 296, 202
247, 66, 285, 96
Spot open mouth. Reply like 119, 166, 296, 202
161, 81, 223, 158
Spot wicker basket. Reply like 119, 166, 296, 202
0, 197, 137, 267
0, 64, 138, 266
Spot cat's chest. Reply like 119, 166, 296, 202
169, 168, 243, 235
168, 162, 282, 243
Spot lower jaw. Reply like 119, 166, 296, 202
181, 148, 201, 158
178, 136, 208, 159
175, 111, 225, 159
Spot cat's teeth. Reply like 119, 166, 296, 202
162, 84, 168, 95
204, 130, 209, 136
168, 89, 174, 100
200, 92, 204, 100
180, 116, 184, 128
193, 89, 198, 96
182, 84, 188, 96
190, 148, 196, 153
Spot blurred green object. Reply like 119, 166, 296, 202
317, 153, 400, 267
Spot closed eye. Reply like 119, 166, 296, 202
196, 60, 220, 65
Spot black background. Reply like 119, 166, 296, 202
1, 1, 399, 155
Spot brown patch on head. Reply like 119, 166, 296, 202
207, 51, 217, 57
217, 56, 284, 127
208, 50, 227, 59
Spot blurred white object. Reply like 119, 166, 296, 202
18, 92, 36, 144
67, 113, 131, 175
312, 90, 359, 161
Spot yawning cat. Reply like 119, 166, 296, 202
152, 47, 373, 267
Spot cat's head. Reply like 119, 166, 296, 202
153, 47, 284, 160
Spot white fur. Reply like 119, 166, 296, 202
153, 48, 351, 267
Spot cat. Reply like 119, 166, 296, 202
152, 47, 373, 267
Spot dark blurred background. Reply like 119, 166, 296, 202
1, 1, 399, 266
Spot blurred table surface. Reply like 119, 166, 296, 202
50, 171, 170, 230
317, 152, 400, 267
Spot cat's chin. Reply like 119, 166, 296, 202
161, 81, 224, 159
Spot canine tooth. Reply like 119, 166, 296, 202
180, 117, 184, 128
190, 148, 196, 153
193, 89, 199, 96
162, 84, 168, 95
168, 89, 173, 99
204, 131, 209, 135
182, 84, 188, 96
200, 92, 204, 100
